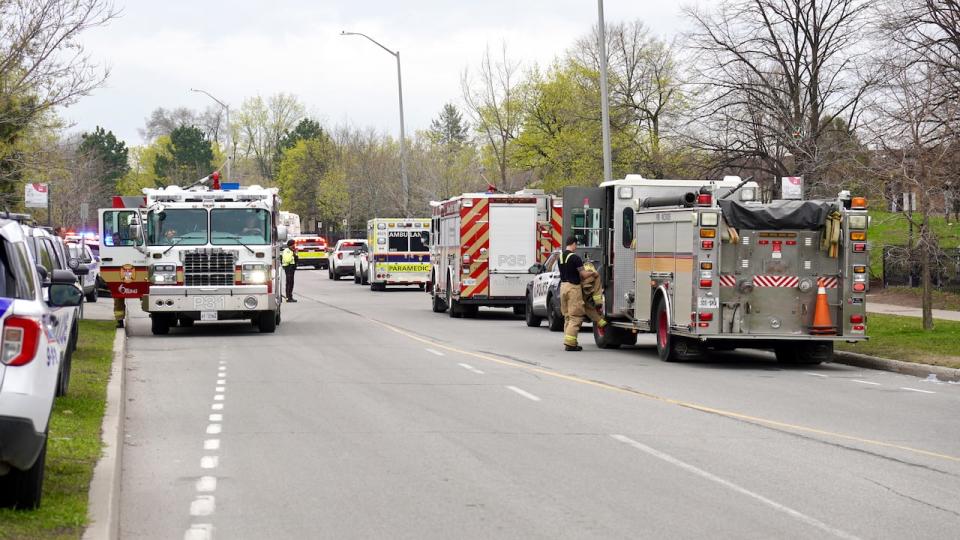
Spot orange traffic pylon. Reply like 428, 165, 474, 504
809, 278, 837, 335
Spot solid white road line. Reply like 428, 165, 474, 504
610, 435, 858, 539
506, 386, 541, 402
195, 476, 217, 493
425, 348, 445, 356
190, 495, 216, 516
851, 379, 881, 386
200, 456, 219, 469
458, 363, 485, 375
901, 387, 936, 394
805, 372, 828, 378
206, 424, 221, 435
184, 524, 213, 540
209, 414, 222, 422
203, 439, 220, 451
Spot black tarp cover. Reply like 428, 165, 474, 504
717, 199, 836, 230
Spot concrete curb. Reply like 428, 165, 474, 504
83, 326, 126, 540
832, 350, 960, 382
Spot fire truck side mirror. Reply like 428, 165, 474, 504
277, 225, 289, 242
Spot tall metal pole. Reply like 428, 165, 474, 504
597, 0, 613, 183
341, 31, 409, 216
190, 88, 231, 182
396, 52, 409, 217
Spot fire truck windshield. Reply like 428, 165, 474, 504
211, 209, 271, 245
146, 209, 208, 246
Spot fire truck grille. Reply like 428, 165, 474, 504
183, 252, 235, 286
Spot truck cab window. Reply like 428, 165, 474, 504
622, 208, 634, 248
103, 210, 140, 246
571, 208, 601, 248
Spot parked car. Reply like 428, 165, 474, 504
66, 242, 99, 302
0, 218, 84, 509
353, 244, 370, 285
294, 235, 330, 270
524, 250, 564, 331
21, 226, 87, 395
328, 239, 367, 281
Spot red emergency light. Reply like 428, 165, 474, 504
211, 171, 221, 190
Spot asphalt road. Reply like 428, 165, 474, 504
119, 270, 960, 539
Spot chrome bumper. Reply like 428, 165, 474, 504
142, 285, 277, 312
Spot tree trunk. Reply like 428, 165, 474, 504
919, 192, 934, 330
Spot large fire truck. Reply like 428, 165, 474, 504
429, 189, 562, 317
99, 174, 287, 335
565, 175, 868, 363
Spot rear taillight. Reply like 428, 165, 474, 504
2, 316, 41, 367
850, 315, 864, 324
698, 313, 713, 322
337, 253, 343, 260
697, 194, 712, 206
699, 279, 713, 288
852, 282, 866, 292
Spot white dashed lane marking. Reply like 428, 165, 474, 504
211, 403, 223, 410
851, 380, 881, 386
425, 348, 445, 356
200, 456, 219, 469
206, 424, 222, 435
506, 386, 541, 402
209, 414, 222, 422
204, 439, 220, 451
184, 523, 213, 540
804, 372, 828, 378
458, 363, 485, 375
190, 495, 216, 516
901, 387, 936, 394
196, 476, 217, 493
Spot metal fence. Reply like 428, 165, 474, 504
882, 245, 960, 291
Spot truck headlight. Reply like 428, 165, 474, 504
151, 264, 177, 284
242, 263, 269, 284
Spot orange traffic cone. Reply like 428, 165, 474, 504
809, 278, 836, 335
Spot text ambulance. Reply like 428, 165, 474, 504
365, 218, 430, 290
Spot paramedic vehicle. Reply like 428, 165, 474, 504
564, 175, 868, 363
363, 218, 430, 291
0, 218, 83, 510
99, 175, 287, 335
430, 190, 560, 317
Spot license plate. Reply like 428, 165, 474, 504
200, 311, 218, 321
698, 297, 719, 309
193, 296, 226, 311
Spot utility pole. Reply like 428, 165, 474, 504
341, 31, 409, 217
597, 0, 613, 183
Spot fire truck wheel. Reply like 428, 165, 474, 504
257, 310, 277, 333
654, 297, 704, 361
462, 305, 478, 318
151, 315, 171, 335
179, 317, 194, 328
547, 296, 563, 332
431, 290, 447, 313
525, 295, 542, 327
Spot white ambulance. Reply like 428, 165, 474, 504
364, 218, 431, 291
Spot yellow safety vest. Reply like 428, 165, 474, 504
282, 247, 295, 266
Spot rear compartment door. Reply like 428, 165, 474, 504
488, 204, 537, 297
562, 187, 605, 267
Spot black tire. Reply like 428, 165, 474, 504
512, 304, 525, 316
462, 305, 479, 318
85, 289, 97, 302
654, 297, 703, 362
593, 324, 621, 350
70, 321, 78, 352
525, 294, 542, 327
447, 278, 463, 318
179, 317, 194, 328
775, 341, 833, 365
0, 438, 46, 510
56, 345, 73, 397
257, 310, 277, 333
314, 265, 321, 270
371, 282, 385, 291
353, 271, 360, 284
431, 287, 447, 313
547, 295, 563, 332
150, 315, 171, 335
328, 267, 334, 280
361, 270, 369, 285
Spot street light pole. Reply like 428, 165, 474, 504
190, 88, 232, 183
597, 0, 613, 183
341, 31, 409, 217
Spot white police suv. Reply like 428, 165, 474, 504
0, 218, 83, 509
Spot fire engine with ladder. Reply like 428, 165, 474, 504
565, 175, 868, 363
429, 188, 562, 317
99, 173, 288, 335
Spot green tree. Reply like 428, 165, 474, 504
79, 126, 130, 189
275, 133, 343, 228
153, 126, 214, 186
428, 103, 469, 148
279, 118, 325, 152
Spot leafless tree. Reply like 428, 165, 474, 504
684, 0, 877, 195
236, 93, 305, 182
461, 43, 526, 190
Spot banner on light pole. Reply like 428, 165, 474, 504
24, 183, 49, 208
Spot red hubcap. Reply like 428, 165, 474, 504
657, 309, 668, 348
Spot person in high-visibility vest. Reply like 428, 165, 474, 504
281, 239, 298, 302
558, 236, 606, 351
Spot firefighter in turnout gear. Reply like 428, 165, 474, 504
282, 239, 298, 302
559, 236, 607, 351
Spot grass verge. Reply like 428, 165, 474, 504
837, 313, 960, 369
869, 286, 960, 311
868, 210, 960, 280
0, 320, 115, 540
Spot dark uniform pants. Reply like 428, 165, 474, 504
284, 265, 296, 299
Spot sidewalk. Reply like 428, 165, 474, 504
867, 302, 960, 321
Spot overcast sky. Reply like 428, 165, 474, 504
64, 0, 699, 146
